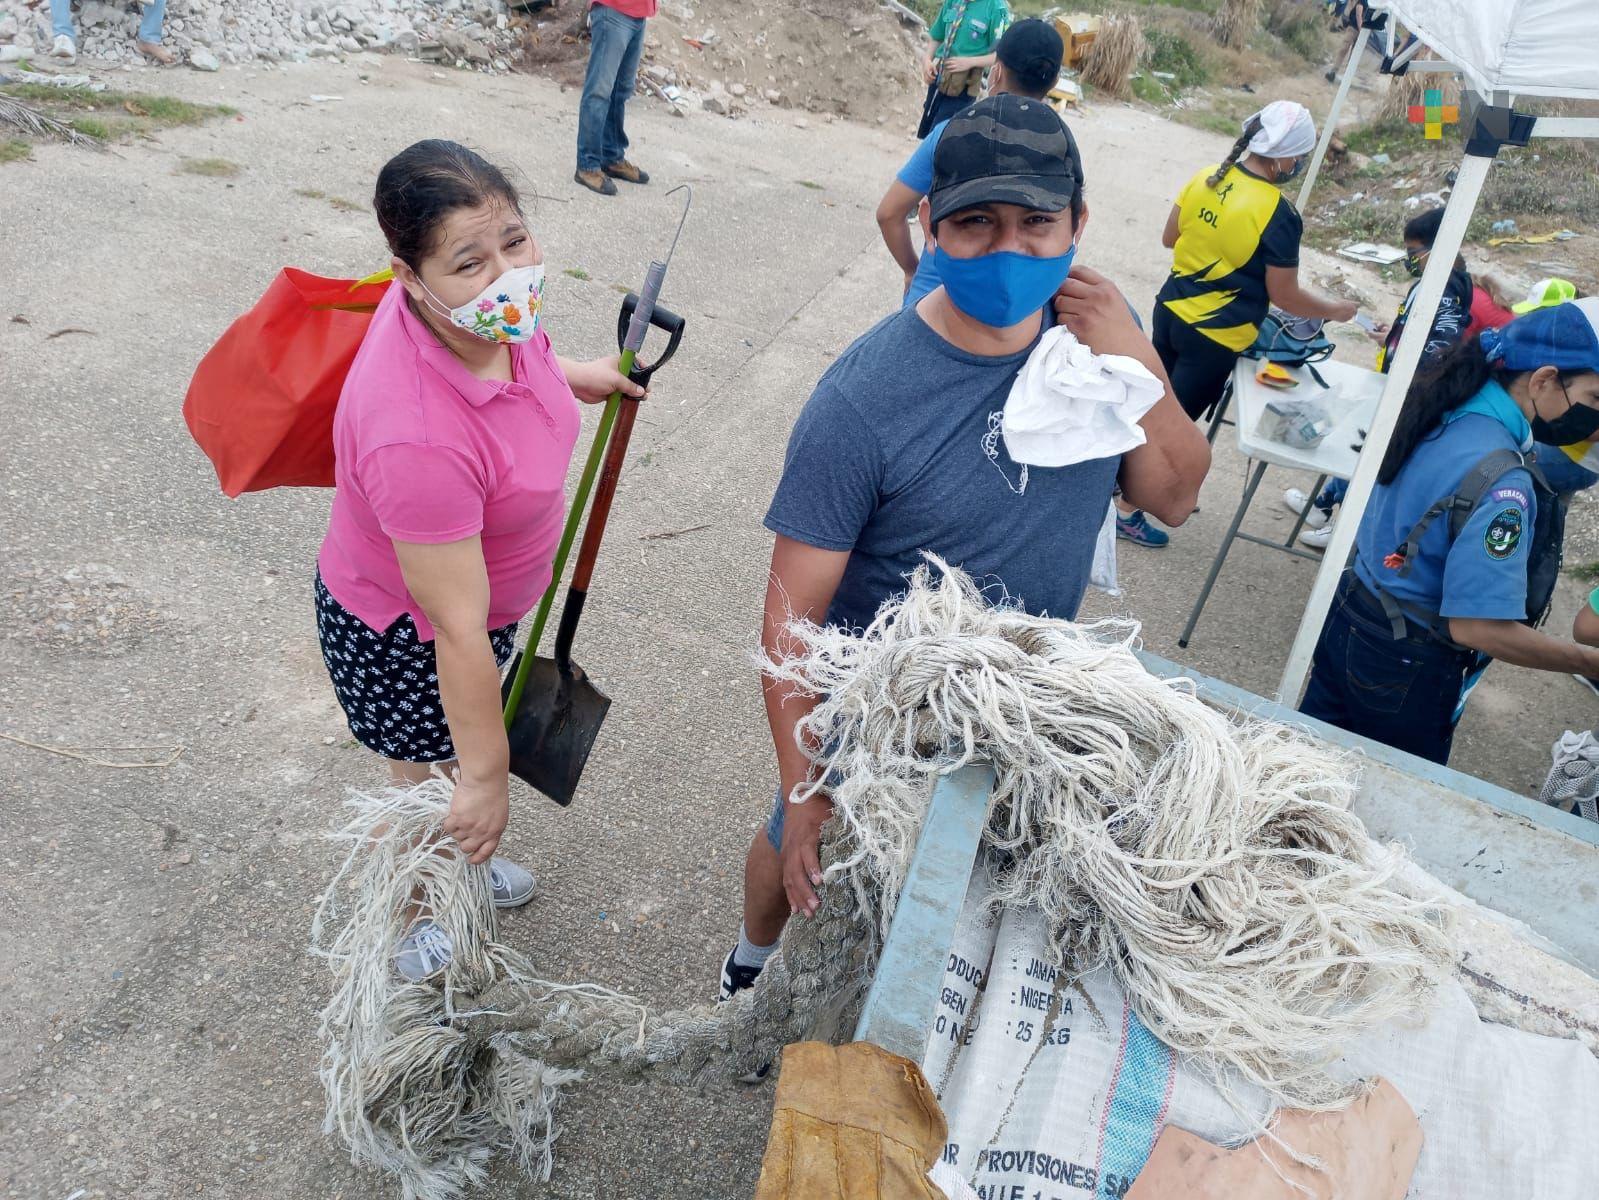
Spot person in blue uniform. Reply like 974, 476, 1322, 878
1300, 298, 1599, 764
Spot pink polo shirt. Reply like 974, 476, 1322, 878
317, 283, 581, 641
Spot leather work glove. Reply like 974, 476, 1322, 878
755, 1041, 949, 1200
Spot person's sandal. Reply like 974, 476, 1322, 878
602, 159, 650, 186
136, 40, 177, 65
574, 168, 617, 196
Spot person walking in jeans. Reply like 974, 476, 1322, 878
574, 0, 655, 197
49, 0, 176, 64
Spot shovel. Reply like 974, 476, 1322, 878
499, 186, 691, 805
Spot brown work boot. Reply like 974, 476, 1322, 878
136, 40, 176, 65
574, 168, 617, 196
602, 159, 650, 185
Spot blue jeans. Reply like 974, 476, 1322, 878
1533, 441, 1599, 496
1300, 572, 1479, 765
53, 0, 167, 42
576, 5, 646, 172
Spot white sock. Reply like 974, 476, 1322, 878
732, 921, 778, 971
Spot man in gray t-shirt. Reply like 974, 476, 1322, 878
718, 96, 1211, 1006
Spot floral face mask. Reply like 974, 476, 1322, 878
419, 263, 545, 344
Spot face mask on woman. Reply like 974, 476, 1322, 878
932, 243, 1078, 329
418, 263, 546, 344
1531, 377, 1599, 444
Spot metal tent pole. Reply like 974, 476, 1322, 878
1275, 137, 1495, 705
1298, 25, 1372, 212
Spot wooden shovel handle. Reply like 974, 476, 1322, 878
570, 395, 641, 592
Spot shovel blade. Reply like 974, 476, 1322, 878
501, 652, 611, 807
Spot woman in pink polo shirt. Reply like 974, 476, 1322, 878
315, 140, 642, 980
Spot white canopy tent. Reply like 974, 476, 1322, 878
1274, 0, 1599, 705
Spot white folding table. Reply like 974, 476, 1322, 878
1178, 357, 1386, 648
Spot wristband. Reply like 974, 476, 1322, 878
1589, 586, 1599, 618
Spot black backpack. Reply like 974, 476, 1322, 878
1370, 448, 1565, 645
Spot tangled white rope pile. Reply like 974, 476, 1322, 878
312, 558, 1454, 1199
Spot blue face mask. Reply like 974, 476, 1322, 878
932, 243, 1077, 329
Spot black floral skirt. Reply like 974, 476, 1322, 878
314, 572, 517, 763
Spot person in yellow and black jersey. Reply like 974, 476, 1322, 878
1154, 101, 1361, 424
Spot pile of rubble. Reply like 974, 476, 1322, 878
0, 0, 925, 122
0, 0, 523, 71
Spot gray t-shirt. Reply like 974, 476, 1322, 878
764, 306, 1123, 630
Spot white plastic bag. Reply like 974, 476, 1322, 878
1090, 500, 1119, 596
1002, 326, 1164, 468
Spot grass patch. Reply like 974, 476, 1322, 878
1342, 118, 1419, 159
180, 156, 240, 177
1569, 561, 1599, 584
1128, 73, 1169, 105
0, 83, 235, 146
295, 187, 326, 199
1174, 107, 1239, 137
562, 267, 590, 281
69, 117, 111, 140
1145, 26, 1210, 90
797, 179, 823, 190
1264, 0, 1330, 63
328, 196, 365, 212
0, 138, 32, 164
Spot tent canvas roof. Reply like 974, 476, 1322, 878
1385, 0, 1599, 102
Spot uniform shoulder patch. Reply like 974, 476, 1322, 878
1490, 485, 1530, 508
1484, 506, 1524, 560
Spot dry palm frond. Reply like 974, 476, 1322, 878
0, 93, 104, 149
1081, 13, 1146, 99
1379, 52, 1460, 122
1214, 0, 1262, 50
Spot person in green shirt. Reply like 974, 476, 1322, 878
918, 0, 1011, 137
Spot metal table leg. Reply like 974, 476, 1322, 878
1284, 472, 1328, 547
1178, 459, 1268, 649
1205, 379, 1234, 445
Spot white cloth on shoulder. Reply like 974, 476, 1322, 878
1001, 324, 1164, 469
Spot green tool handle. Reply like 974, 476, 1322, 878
501, 348, 636, 727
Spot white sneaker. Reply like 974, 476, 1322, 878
1281, 487, 1329, 529
394, 919, 453, 982
1300, 523, 1335, 550
51, 34, 77, 62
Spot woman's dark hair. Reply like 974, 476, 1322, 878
374, 140, 522, 269
1378, 334, 1516, 484
1208, 115, 1263, 189
1402, 205, 1445, 248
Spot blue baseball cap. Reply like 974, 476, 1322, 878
1483, 297, 1599, 375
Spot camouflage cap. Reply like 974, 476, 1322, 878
929, 94, 1082, 227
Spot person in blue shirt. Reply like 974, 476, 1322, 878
876, 19, 1064, 305
1300, 298, 1599, 764
719, 95, 1210, 1008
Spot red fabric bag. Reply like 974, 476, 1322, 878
184, 268, 391, 497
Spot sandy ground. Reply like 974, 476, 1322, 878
3, 51, 1596, 1200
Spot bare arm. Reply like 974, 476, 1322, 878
1448, 616, 1599, 676
1055, 266, 1211, 526
762, 535, 850, 917
876, 179, 926, 282
1160, 204, 1181, 250
393, 535, 508, 863
1576, 603, 1599, 647
1266, 265, 1360, 323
